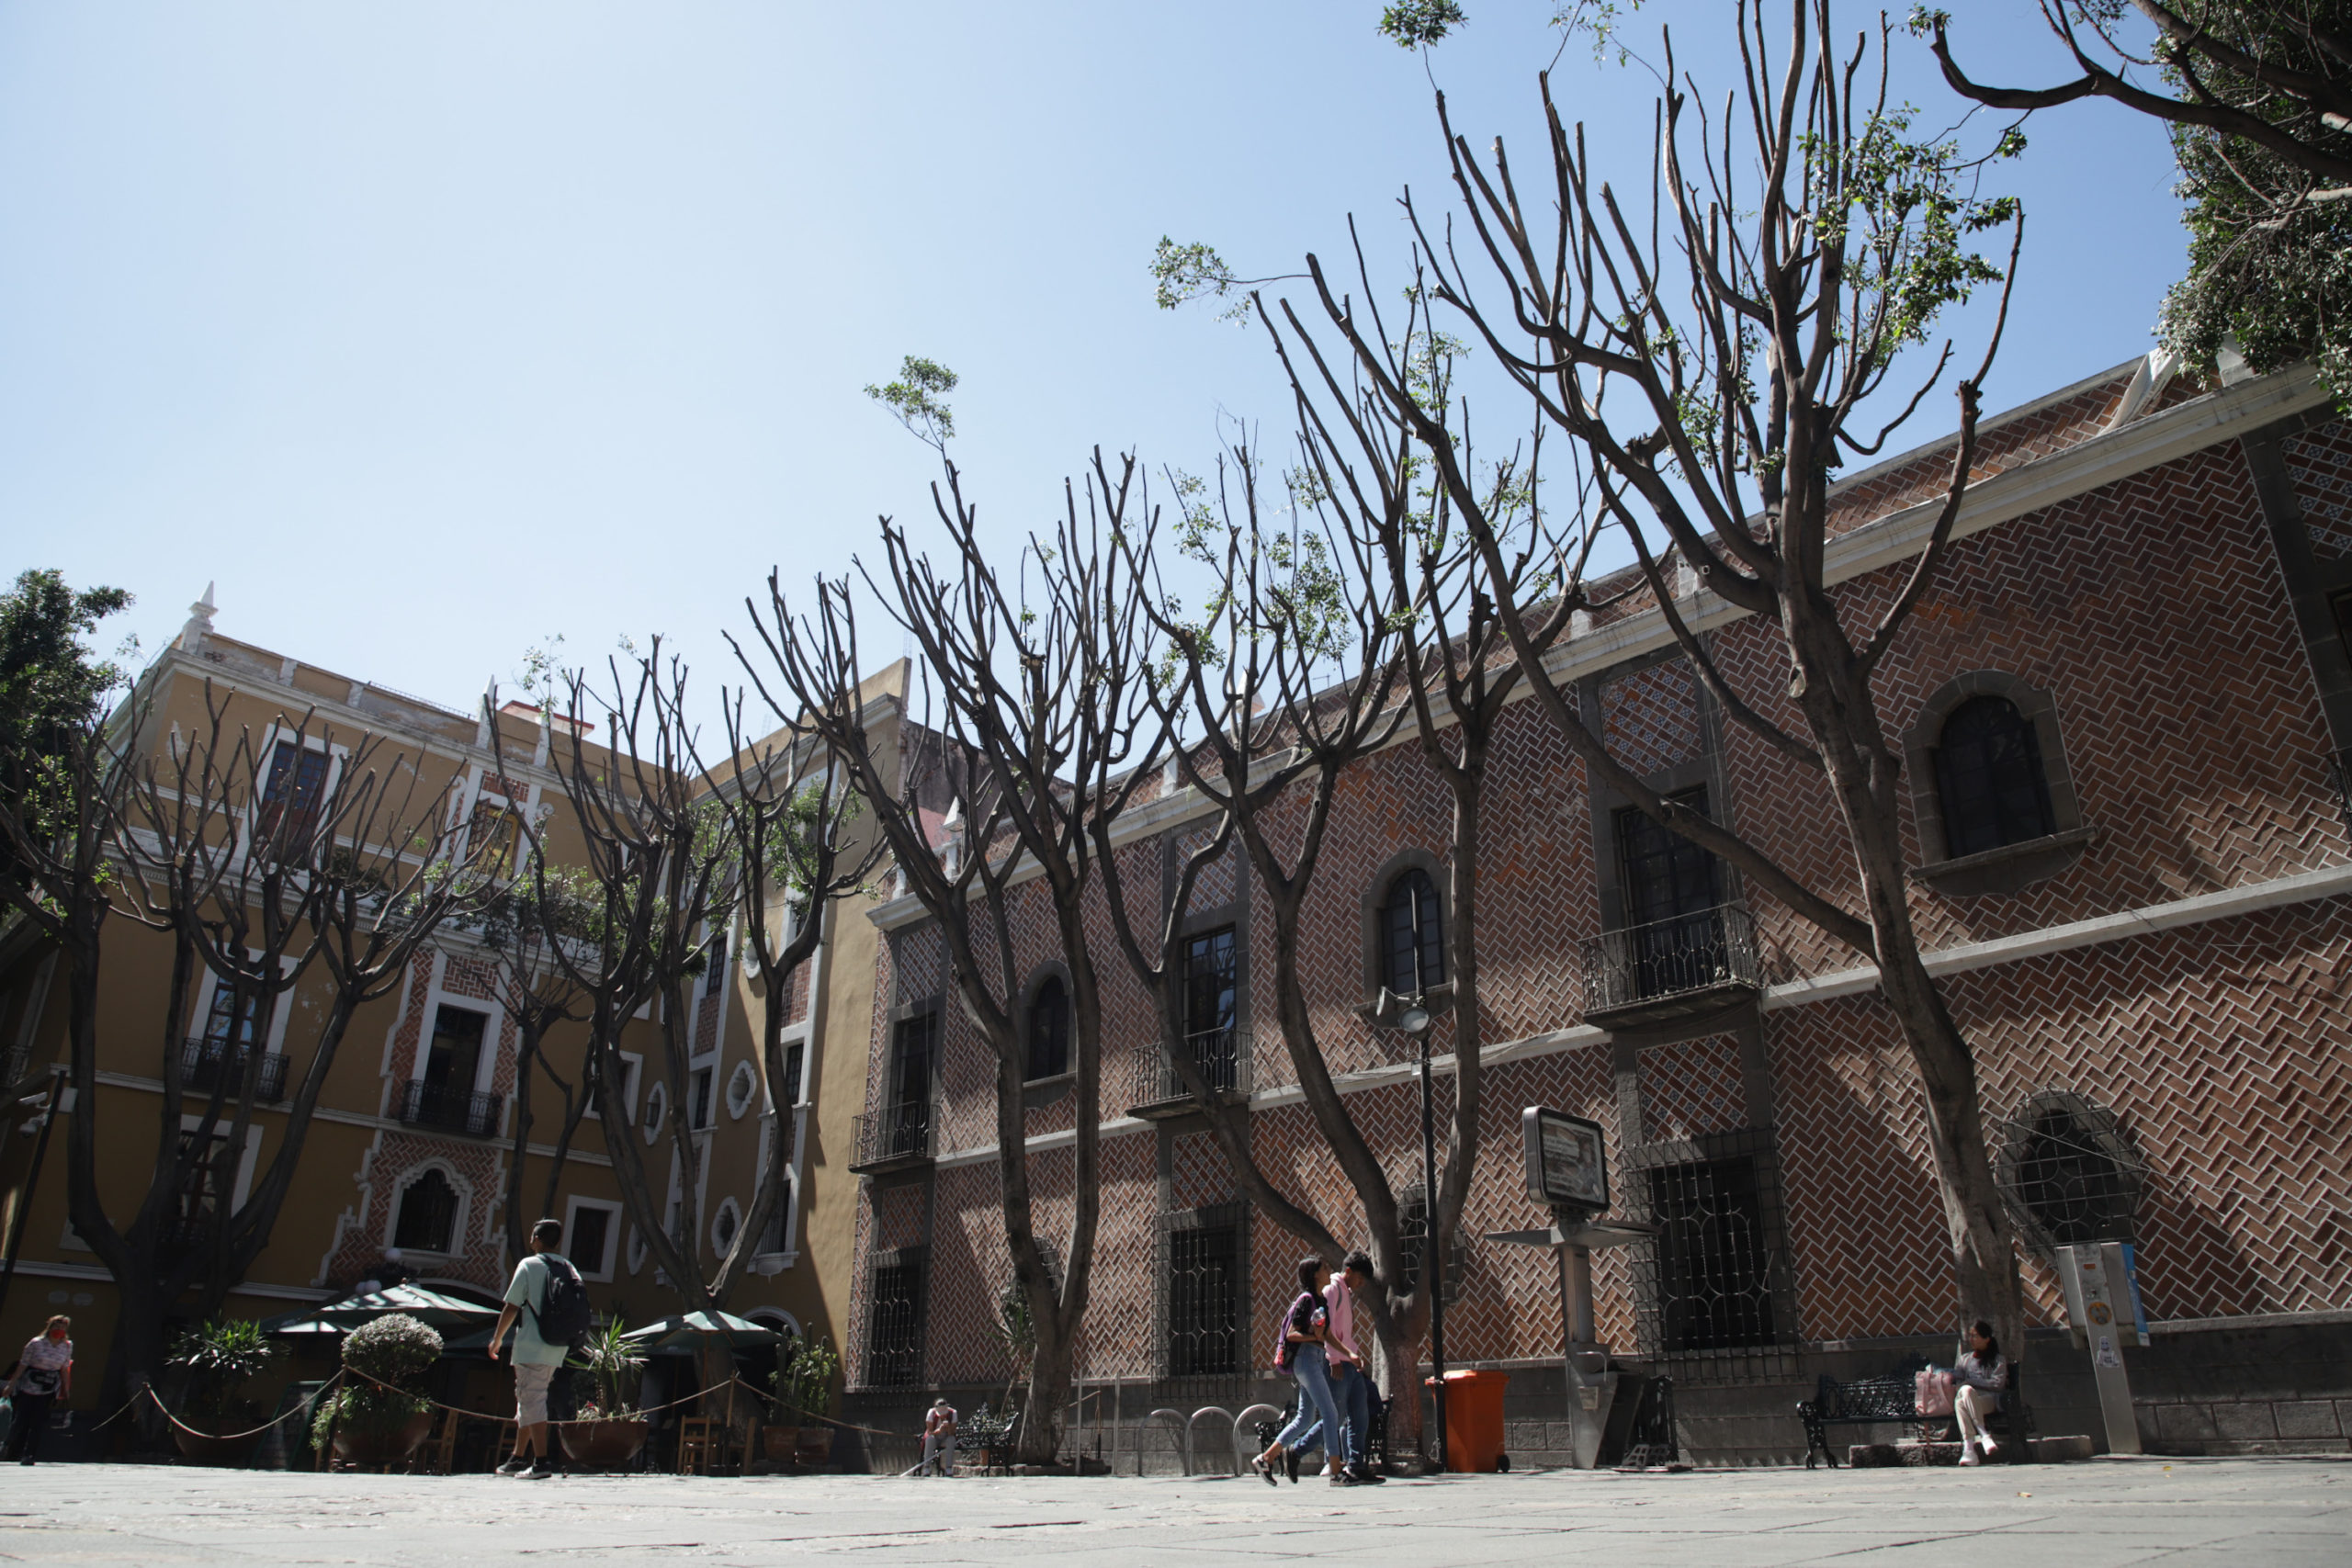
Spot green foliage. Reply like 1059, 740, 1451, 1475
0, 569, 133, 852
313, 1313, 441, 1445
1379, 0, 1466, 47
769, 1334, 840, 1421
167, 1317, 283, 1421
2152, 3, 2352, 407
1149, 237, 1258, 324
865, 355, 959, 449
567, 1317, 647, 1416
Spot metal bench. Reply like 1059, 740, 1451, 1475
1797, 1359, 2030, 1468
948, 1404, 1019, 1473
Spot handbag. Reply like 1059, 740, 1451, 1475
1915, 1367, 1956, 1417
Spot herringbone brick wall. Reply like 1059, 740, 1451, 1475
2284, 419, 2352, 561
842, 378, 2352, 1393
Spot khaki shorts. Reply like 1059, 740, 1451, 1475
514, 1360, 558, 1426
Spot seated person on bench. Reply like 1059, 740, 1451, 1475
1953, 1320, 2007, 1465
917, 1394, 957, 1477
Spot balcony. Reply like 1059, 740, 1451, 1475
397, 1079, 504, 1138
181, 1039, 289, 1103
849, 1099, 937, 1176
1127, 1026, 1251, 1121
1579, 902, 1761, 1031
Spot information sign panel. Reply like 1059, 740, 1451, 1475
1521, 1106, 1609, 1213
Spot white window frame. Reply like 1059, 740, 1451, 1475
381, 1158, 473, 1262
563, 1195, 623, 1282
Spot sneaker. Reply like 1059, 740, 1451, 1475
1957, 1449, 1981, 1467
1979, 1438, 1999, 1461
1252, 1454, 1277, 1488
514, 1463, 553, 1481
1284, 1449, 1301, 1483
1349, 1463, 1386, 1484
1328, 1468, 1358, 1487
495, 1458, 530, 1476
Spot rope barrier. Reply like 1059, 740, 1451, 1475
141, 1371, 345, 1443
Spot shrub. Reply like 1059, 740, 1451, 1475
311, 1313, 441, 1449
771, 1335, 840, 1423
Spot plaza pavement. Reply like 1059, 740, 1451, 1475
0, 1455, 2344, 1565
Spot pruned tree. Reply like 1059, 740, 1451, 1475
747, 447, 1166, 1465
1928, 2, 2351, 400
1225, 0, 2034, 1352
17, 682, 504, 1427
474, 859, 597, 1267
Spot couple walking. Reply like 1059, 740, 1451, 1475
1253, 1252, 1385, 1488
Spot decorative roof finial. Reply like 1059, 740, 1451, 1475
175, 581, 218, 653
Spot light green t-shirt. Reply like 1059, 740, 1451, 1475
503, 1253, 573, 1367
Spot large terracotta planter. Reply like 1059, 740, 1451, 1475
331, 1409, 434, 1471
796, 1428, 832, 1467
558, 1418, 649, 1469
762, 1425, 800, 1461
171, 1425, 256, 1467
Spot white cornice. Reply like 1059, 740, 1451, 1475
925, 855, 2352, 1169
871, 363, 2336, 935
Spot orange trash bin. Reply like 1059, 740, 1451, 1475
1425, 1369, 1510, 1472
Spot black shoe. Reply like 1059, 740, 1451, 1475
1284, 1449, 1301, 1483
1328, 1468, 1358, 1486
1349, 1463, 1386, 1483
495, 1457, 529, 1476
1252, 1454, 1277, 1487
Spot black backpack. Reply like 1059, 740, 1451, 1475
532, 1255, 593, 1347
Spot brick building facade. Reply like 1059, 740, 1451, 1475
836, 355, 2352, 1467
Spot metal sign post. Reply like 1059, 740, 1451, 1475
1487, 1107, 1653, 1468
2056, 1241, 2145, 1455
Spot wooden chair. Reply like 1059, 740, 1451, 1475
676, 1416, 722, 1474
414, 1406, 464, 1474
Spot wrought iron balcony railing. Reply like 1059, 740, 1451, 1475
1580, 902, 1761, 1027
1132, 1026, 1251, 1117
850, 1099, 938, 1172
398, 1079, 504, 1137
181, 1039, 289, 1103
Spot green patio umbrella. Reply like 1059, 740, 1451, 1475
615, 1311, 779, 1350
262, 1284, 502, 1339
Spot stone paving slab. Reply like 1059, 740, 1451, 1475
0, 1456, 2344, 1566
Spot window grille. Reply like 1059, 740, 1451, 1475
1381, 869, 1445, 995
866, 1258, 924, 1389
1163, 1203, 1244, 1377
1027, 976, 1070, 1081
888, 1011, 938, 1154
1626, 1129, 1798, 1381
1995, 1090, 2144, 1255
1934, 696, 2056, 856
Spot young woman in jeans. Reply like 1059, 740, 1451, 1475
1953, 1319, 2008, 1465
4, 1316, 73, 1465
1253, 1257, 1353, 1488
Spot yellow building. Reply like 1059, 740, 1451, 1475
0, 592, 905, 1453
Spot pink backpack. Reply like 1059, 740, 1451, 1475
1915, 1367, 1957, 1417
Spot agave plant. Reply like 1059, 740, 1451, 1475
567, 1317, 647, 1418
167, 1317, 282, 1422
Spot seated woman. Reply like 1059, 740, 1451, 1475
1953, 1319, 2007, 1465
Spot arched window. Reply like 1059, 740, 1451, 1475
1934, 696, 2057, 858
1380, 869, 1445, 996
1026, 976, 1070, 1081
1996, 1091, 2143, 1256
392, 1169, 458, 1253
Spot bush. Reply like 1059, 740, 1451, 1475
771, 1335, 840, 1423
311, 1313, 441, 1450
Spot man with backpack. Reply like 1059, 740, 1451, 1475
490, 1217, 591, 1480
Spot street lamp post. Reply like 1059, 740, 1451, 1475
1395, 998, 1444, 1472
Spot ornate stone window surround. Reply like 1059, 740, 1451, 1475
1905, 670, 2096, 897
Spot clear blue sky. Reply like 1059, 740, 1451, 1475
0, 3, 2182, 721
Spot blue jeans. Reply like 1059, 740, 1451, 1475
1293, 1358, 1370, 1464
1272, 1345, 1342, 1455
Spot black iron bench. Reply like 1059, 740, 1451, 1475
1797, 1359, 2030, 1468
950, 1404, 1019, 1473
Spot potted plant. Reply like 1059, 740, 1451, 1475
765, 1336, 839, 1467
165, 1317, 283, 1465
310, 1313, 441, 1471
558, 1319, 650, 1469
